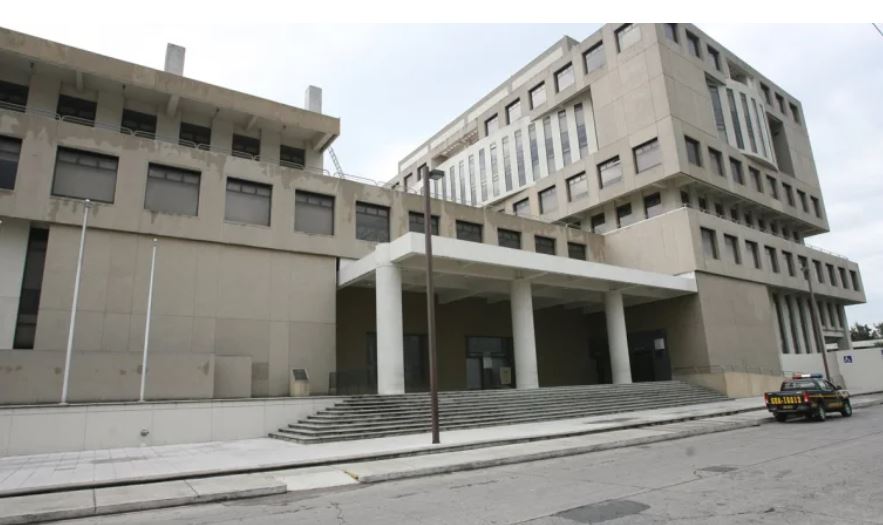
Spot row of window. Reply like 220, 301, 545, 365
662, 24, 802, 127
508, 137, 662, 221
683, 134, 822, 219
700, 226, 861, 292
0, 80, 307, 167
0, 139, 590, 260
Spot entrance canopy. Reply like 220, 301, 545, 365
339, 233, 696, 311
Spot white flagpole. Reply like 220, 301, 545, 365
139, 239, 158, 402
60, 199, 92, 404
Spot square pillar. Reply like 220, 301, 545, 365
800, 297, 818, 354
787, 295, 807, 354
604, 290, 632, 384
510, 279, 539, 389
375, 247, 404, 395
777, 294, 796, 354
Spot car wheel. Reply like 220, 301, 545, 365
816, 404, 827, 422
774, 413, 788, 422
841, 400, 853, 417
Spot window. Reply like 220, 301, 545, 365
814, 260, 824, 283
850, 270, 861, 291
708, 148, 724, 176
723, 235, 741, 264
145, 164, 200, 216
767, 176, 779, 199
555, 63, 574, 92
529, 83, 546, 109
783, 251, 795, 276
225, 178, 272, 226
485, 114, 499, 135
838, 267, 848, 289
0, 80, 29, 110
707, 80, 727, 141
685, 136, 702, 166
280, 145, 306, 168
535, 236, 556, 255
557, 110, 571, 166
468, 155, 477, 202
179, 122, 211, 149
497, 228, 521, 249
641, 191, 663, 219
295, 191, 335, 235
714, 202, 724, 217
57, 95, 96, 125
506, 99, 522, 124
598, 156, 622, 188
501, 136, 513, 192
797, 255, 808, 275
701, 228, 718, 259
13, 228, 48, 349
489, 144, 500, 196
478, 149, 488, 200
456, 220, 483, 243
706, 46, 721, 71
528, 123, 540, 180
121, 109, 156, 138
232, 134, 260, 159
403, 174, 412, 193
449, 166, 458, 202
539, 185, 558, 215
681, 191, 691, 207
615, 24, 641, 52
757, 218, 767, 232
663, 23, 678, 42
730, 208, 740, 222
761, 84, 772, 105
698, 196, 708, 212
514, 131, 526, 187
789, 103, 801, 125
543, 116, 556, 172
765, 246, 779, 273
355, 202, 390, 242
590, 213, 606, 233
746, 240, 761, 268
583, 42, 606, 73
566, 172, 588, 202
726, 89, 744, 149
568, 242, 587, 260
52, 147, 118, 203
513, 198, 531, 217
616, 203, 633, 228
729, 158, 744, 185
775, 93, 786, 114
782, 183, 794, 206
749, 167, 762, 192
797, 190, 808, 212
826, 264, 837, 286
574, 103, 589, 159
740, 93, 758, 153
685, 31, 701, 58
634, 138, 661, 173
811, 196, 822, 218
408, 211, 439, 236
0, 135, 22, 190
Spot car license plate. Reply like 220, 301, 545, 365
782, 405, 794, 410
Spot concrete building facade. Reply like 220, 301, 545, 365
0, 23, 866, 406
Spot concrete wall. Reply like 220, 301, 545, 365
0, 218, 28, 348
0, 396, 339, 456
832, 348, 883, 393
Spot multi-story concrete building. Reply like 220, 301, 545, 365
0, 24, 866, 406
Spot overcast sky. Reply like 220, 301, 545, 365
4, 21, 881, 325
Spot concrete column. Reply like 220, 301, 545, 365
777, 294, 795, 354
604, 290, 632, 384
838, 304, 852, 350
788, 296, 807, 354
0, 219, 30, 349
800, 298, 818, 354
510, 279, 539, 390
375, 248, 404, 395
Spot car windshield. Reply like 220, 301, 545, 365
781, 379, 817, 391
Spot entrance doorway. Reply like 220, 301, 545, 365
589, 329, 672, 383
466, 336, 515, 389
365, 333, 429, 393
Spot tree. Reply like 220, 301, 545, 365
850, 323, 874, 341
875, 323, 883, 340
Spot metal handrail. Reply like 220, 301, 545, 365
335, 171, 384, 186
804, 243, 849, 260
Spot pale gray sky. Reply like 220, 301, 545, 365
4, 21, 881, 325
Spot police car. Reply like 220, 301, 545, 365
764, 374, 853, 422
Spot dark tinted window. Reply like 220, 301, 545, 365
57, 95, 96, 125
280, 145, 306, 168
456, 221, 483, 243
356, 202, 390, 242
121, 109, 157, 138
179, 122, 211, 149
535, 236, 556, 255
498, 228, 521, 249
232, 134, 260, 159
408, 211, 439, 235
0, 135, 22, 190
0, 80, 29, 110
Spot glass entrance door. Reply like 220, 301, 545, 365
466, 336, 515, 389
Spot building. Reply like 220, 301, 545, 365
0, 24, 866, 406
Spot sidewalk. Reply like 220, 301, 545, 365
1, 393, 882, 525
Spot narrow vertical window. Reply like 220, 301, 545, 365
13, 228, 48, 349
501, 136, 513, 192
514, 130, 526, 187
489, 144, 500, 197
740, 93, 758, 153
468, 154, 477, 203
557, 110, 571, 166
528, 123, 540, 180
574, 103, 589, 159
478, 149, 488, 201
543, 116, 555, 174
726, 89, 744, 149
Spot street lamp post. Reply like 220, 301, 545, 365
423, 167, 445, 444
61, 199, 92, 404
139, 239, 158, 403
802, 263, 831, 380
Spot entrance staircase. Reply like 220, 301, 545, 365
269, 381, 730, 444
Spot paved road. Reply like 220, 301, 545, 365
63, 404, 883, 524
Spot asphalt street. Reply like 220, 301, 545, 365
62, 403, 883, 524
